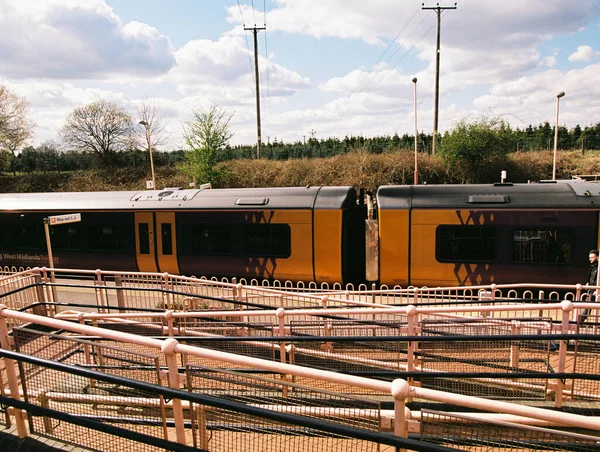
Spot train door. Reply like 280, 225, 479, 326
134, 212, 157, 272
155, 212, 180, 274
135, 212, 180, 274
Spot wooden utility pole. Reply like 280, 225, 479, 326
245, 25, 266, 158
422, 3, 457, 155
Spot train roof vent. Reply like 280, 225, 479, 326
467, 194, 510, 204
236, 197, 269, 206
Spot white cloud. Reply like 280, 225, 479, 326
0, 0, 175, 79
569, 45, 600, 62
0, 0, 599, 150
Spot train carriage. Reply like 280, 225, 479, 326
0, 186, 365, 284
376, 181, 600, 287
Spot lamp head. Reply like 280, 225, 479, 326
412, 77, 418, 83
557, 92, 565, 98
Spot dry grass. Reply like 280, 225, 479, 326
1, 148, 600, 193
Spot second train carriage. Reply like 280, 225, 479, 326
376, 180, 600, 287
0, 186, 365, 284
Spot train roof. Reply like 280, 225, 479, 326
0, 186, 358, 212
376, 180, 600, 209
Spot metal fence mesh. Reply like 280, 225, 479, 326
419, 318, 553, 399
420, 409, 600, 451
186, 364, 382, 452
12, 327, 169, 451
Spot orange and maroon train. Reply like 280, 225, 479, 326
0, 180, 598, 287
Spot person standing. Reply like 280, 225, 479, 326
581, 249, 599, 323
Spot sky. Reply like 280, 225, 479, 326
1, 0, 600, 151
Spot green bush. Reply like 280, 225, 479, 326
439, 117, 517, 183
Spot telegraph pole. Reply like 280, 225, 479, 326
422, 3, 457, 154
245, 25, 266, 158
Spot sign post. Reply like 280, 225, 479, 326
44, 213, 82, 269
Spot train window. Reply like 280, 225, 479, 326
436, 226, 496, 262
88, 225, 124, 251
243, 224, 291, 257
51, 225, 80, 250
161, 223, 173, 255
11, 224, 44, 249
512, 228, 572, 264
190, 225, 232, 255
138, 223, 150, 255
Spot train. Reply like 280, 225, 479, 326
0, 180, 598, 287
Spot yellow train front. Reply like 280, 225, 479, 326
376, 181, 600, 287
0, 186, 365, 285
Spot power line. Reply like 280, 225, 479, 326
349, 4, 422, 96
359, 14, 435, 96
237, 0, 256, 83
422, 2, 458, 154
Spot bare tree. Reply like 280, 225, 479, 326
136, 97, 169, 149
60, 100, 133, 165
0, 85, 34, 175
136, 97, 170, 188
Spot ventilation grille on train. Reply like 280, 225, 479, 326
466, 194, 510, 204
236, 197, 269, 206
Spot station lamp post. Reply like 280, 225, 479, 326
139, 120, 156, 189
552, 91, 565, 181
412, 77, 418, 185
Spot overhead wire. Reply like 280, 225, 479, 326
360, 14, 436, 95
263, 0, 271, 120
237, 0, 256, 84
349, 4, 422, 96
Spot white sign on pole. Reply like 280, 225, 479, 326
48, 213, 81, 225
146, 180, 155, 189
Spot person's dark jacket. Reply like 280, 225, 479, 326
589, 261, 599, 286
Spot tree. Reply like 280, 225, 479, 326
0, 149, 11, 172
0, 85, 34, 175
136, 97, 169, 188
182, 103, 234, 185
38, 141, 60, 173
60, 100, 133, 165
439, 116, 516, 183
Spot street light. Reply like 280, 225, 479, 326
139, 120, 156, 189
412, 77, 418, 185
552, 91, 565, 181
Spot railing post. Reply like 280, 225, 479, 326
78, 313, 96, 388
165, 310, 175, 336
161, 338, 186, 445
0, 305, 27, 438
406, 305, 418, 385
236, 283, 244, 305
197, 405, 208, 450
32, 268, 48, 317
510, 320, 520, 369
556, 300, 573, 407
276, 308, 289, 396
115, 274, 125, 312
320, 295, 328, 309
162, 273, 172, 309
371, 283, 377, 304
94, 269, 106, 312
391, 378, 410, 443
38, 392, 53, 434
40, 267, 55, 316
231, 278, 238, 304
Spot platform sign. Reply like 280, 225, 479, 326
146, 180, 155, 189
45, 213, 82, 270
48, 213, 81, 225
